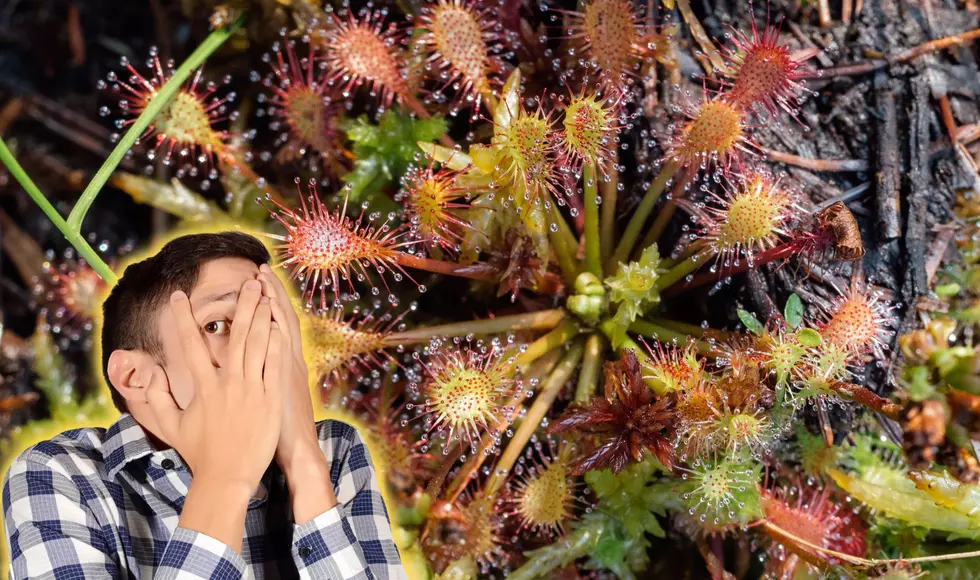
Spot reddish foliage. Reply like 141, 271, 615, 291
549, 350, 674, 474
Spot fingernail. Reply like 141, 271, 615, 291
260, 263, 271, 273
271, 321, 280, 329
170, 291, 187, 302
260, 296, 270, 304
245, 280, 261, 290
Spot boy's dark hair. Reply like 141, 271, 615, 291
101, 231, 270, 412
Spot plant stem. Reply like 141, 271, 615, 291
655, 249, 715, 290
648, 317, 734, 342
66, 15, 246, 233
662, 238, 805, 297
628, 319, 719, 357
635, 169, 692, 256
599, 151, 619, 265
583, 163, 602, 277
515, 319, 581, 368
548, 202, 579, 285
575, 333, 604, 402
486, 339, 585, 495
385, 309, 565, 345
0, 139, 117, 284
393, 252, 500, 282
827, 381, 902, 420
608, 160, 678, 272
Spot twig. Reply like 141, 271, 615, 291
801, 27, 980, 79
873, 74, 901, 240
814, 182, 870, 211
763, 148, 868, 172
762, 520, 980, 567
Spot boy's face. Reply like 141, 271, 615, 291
154, 257, 261, 409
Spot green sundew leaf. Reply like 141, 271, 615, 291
737, 309, 764, 335
795, 327, 823, 347
784, 293, 804, 329
417, 142, 472, 170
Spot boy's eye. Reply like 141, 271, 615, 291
203, 320, 230, 335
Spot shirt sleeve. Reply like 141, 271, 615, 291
3, 456, 247, 580
290, 424, 406, 580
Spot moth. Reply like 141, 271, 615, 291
817, 202, 865, 261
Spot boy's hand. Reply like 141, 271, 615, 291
257, 264, 318, 467
146, 279, 283, 494
258, 264, 338, 521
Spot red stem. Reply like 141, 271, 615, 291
394, 252, 501, 282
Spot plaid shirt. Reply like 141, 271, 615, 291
2, 413, 406, 580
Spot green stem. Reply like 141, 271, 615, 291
515, 319, 581, 368
655, 249, 715, 290
575, 332, 604, 402
66, 15, 246, 232
384, 309, 565, 345
583, 163, 602, 277
608, 160, 678, 273
548, 203, 579, 286
0, 139, 117, 284
628, 319, 718, 356
634, 166, 695, 258
486, 338, 585, 495
648, 317, 733, 342
599, 150, 619, 265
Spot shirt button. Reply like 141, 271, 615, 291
161, 459, 175, 470
299, 546, 312, 559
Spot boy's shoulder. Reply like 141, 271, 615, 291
7, 426, 108, 477
314, 417, 359, 442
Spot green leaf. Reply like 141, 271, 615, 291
737, 309, 764, 335
935, 283, 962, 297
784, 293, 804, 329
795, 327, 823, 347
339, 110, 448, 214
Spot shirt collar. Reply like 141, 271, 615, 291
102, 413, 157, 478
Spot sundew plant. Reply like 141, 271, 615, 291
3, 0, 980, 578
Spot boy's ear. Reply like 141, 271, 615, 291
107, 350, 158, 404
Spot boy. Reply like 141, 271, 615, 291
3, 231, 405, 579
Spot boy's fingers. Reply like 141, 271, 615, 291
244, 299, 272, 383
264, 327, 283, 398
228, 279, 263, 375
145, 366, 181, 442
259, 265, 302, 344
169, 292, 216, 384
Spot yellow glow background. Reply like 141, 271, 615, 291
0, 220, 412, 576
